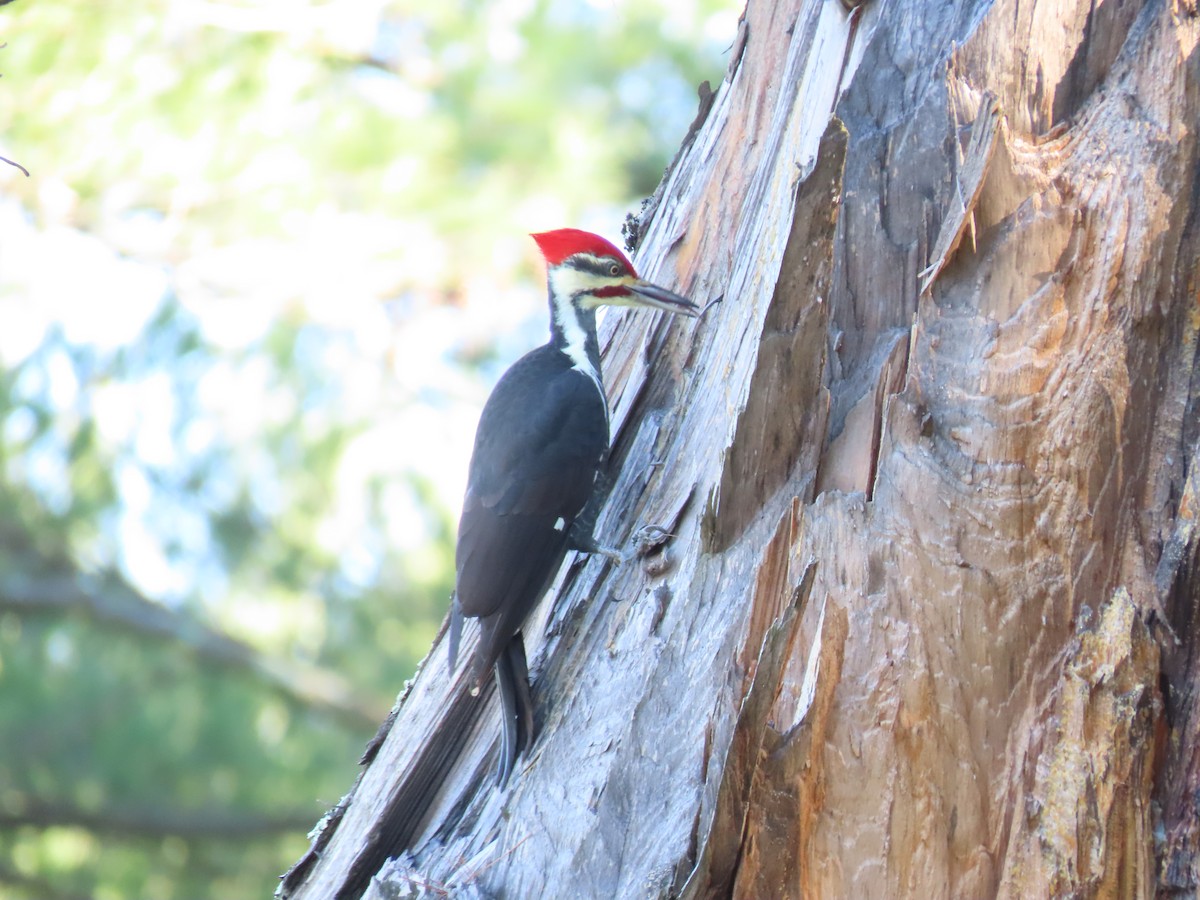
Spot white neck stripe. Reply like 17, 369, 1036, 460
549, 268, 608, 425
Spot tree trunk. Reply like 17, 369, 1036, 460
280, 0, 1200, 897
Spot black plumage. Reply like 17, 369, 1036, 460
445, 228, 698, 787
452, 347, 608, 676
448, 346, 608, 785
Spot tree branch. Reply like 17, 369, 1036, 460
0, 796, 315, 840
0, 569, 387, 729
0, 860, 92, 900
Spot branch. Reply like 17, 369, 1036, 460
0, 154, 29, 177
0, 569, 387, 729
0, 860, 92, 900
0, 38, 29, 175
0, 796, 315, 840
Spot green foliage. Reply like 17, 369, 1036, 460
0, 613, 355, 900
0, 0, 733, 896
3, 0, 729, 269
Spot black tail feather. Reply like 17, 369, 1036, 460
494, 634, 535, 787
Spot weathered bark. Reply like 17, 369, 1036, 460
281, 0, 1200, 897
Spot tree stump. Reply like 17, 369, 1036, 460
281, 1, 1200, 897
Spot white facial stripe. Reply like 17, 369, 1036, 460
548, 266, 609, 426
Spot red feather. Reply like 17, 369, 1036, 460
530, 228, 637, 275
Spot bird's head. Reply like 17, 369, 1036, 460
531, 228, 699, 318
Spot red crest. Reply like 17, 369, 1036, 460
530, 229, 637, 275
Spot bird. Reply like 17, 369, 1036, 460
447, 228, 699, 786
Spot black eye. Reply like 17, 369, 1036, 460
609, 263, 621, 276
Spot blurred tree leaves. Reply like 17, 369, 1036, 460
2, 0, 729, 284
0, 0, 733, 897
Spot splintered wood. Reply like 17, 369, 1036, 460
918, 93, 1003, 296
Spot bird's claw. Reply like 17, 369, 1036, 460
699, 293, 724, 317
573, 524, 676, 565
632, 524, 675, 557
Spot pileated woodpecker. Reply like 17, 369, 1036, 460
448, 228, 698, 785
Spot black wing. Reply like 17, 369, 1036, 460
453, 347, 608, 684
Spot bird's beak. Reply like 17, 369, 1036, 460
626, 279, 701, 317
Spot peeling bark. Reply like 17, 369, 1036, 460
281, 1, 1200, 897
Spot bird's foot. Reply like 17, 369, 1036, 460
591, 543, 627, 565
568, 526, 629, 564
569, 524, 680, 565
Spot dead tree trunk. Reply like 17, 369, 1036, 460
281, 0, 1200, 897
